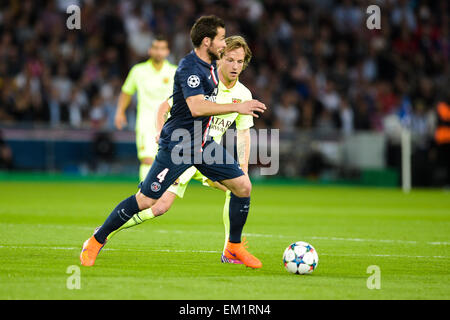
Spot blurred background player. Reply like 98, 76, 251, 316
115, 35, 177, 182
114, 35, 177, 222
107, 36, 254, 264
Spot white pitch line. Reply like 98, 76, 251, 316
320, 253, 449, 259
148, 229, 450, 246
0, 245, 448, 259
3, 223, 449, 246
241, 232, 450, 246
0, 245, 220, 254
154, 229, 450, 246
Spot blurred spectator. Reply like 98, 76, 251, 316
333, 0, 363, 34
48, 86, 61, 127
376, 81, 399, 115
68, 84, 89, 128
339, 97, 354, 136
274, 90, 300, 137
391, 0, 417, 31
299, 99, 316, 130
92, 130, 115, 174
0, 0, 446, 137
89, 94, 107, 129
0, 129, 13, 170
353, 94, 371, 130
318, 79, 341, 113
0, 0, 448, 185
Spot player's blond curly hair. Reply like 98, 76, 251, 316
220, 35, 252, 70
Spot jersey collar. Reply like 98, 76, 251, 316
147, 59, 166, 71
190, 50, 217, 69
218, 75, 239, 92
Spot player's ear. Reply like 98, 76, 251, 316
202, 37, 211, 48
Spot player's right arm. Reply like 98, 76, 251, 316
115, 66, 137, 130
186, 95, 266, 118
179, 64, 266, 118
115, 92, 132, 130
155, 99, 172, 143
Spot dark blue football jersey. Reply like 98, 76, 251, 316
159, 50, 219, 151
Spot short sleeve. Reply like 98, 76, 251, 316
121, 66, 137, 95
178, 65, 205, 99
236, 114, 254, 130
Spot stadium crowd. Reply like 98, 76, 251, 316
0, 0, 449, 184
0, 0, 448, 134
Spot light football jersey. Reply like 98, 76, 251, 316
165, 77, 254, 143
122, 59, 177, 134
208, 79, 254, 143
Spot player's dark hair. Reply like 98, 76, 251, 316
190, 15, 225, 48
152, 34, 169, 45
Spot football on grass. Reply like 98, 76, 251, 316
283, 241, 319, 275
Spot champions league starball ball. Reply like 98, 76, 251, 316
283, 241, 319, 275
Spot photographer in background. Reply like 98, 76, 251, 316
434, 90, 450, 186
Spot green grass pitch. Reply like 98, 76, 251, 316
0, 180, 449, 300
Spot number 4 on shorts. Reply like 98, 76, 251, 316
157, 168, 169, 183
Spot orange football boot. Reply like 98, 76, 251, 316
80, 236, 105, 266
223, 237, 262, 269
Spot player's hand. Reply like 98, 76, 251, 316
114, 112, 127, 130
155, 132, 161, 143
238, 100, 266, 118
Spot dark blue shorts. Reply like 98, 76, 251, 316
139, 140, 244, 199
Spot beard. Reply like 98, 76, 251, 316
207, 47, 220, 62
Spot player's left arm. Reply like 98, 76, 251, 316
236, 128, 251, 175
203, 121, 251, 191
235, 90, 254, 175
204, 123, 250, 191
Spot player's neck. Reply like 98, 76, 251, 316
194, 48, 212, 65
150, 59, 164, 71
218, 68, 237, 89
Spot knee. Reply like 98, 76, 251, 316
141, 157, 154, 165
234, 180, 252, 198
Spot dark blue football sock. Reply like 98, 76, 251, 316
228, 193, 250, 243
94, 195, 140, 244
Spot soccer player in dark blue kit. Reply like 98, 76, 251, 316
80, 16, 266, 268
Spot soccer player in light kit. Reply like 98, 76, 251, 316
114, 35, 176, 223
80, 16, 266, 268
107, 35, 255, 265
115, 35, 177, 182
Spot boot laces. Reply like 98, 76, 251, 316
241, 236, 249, 249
